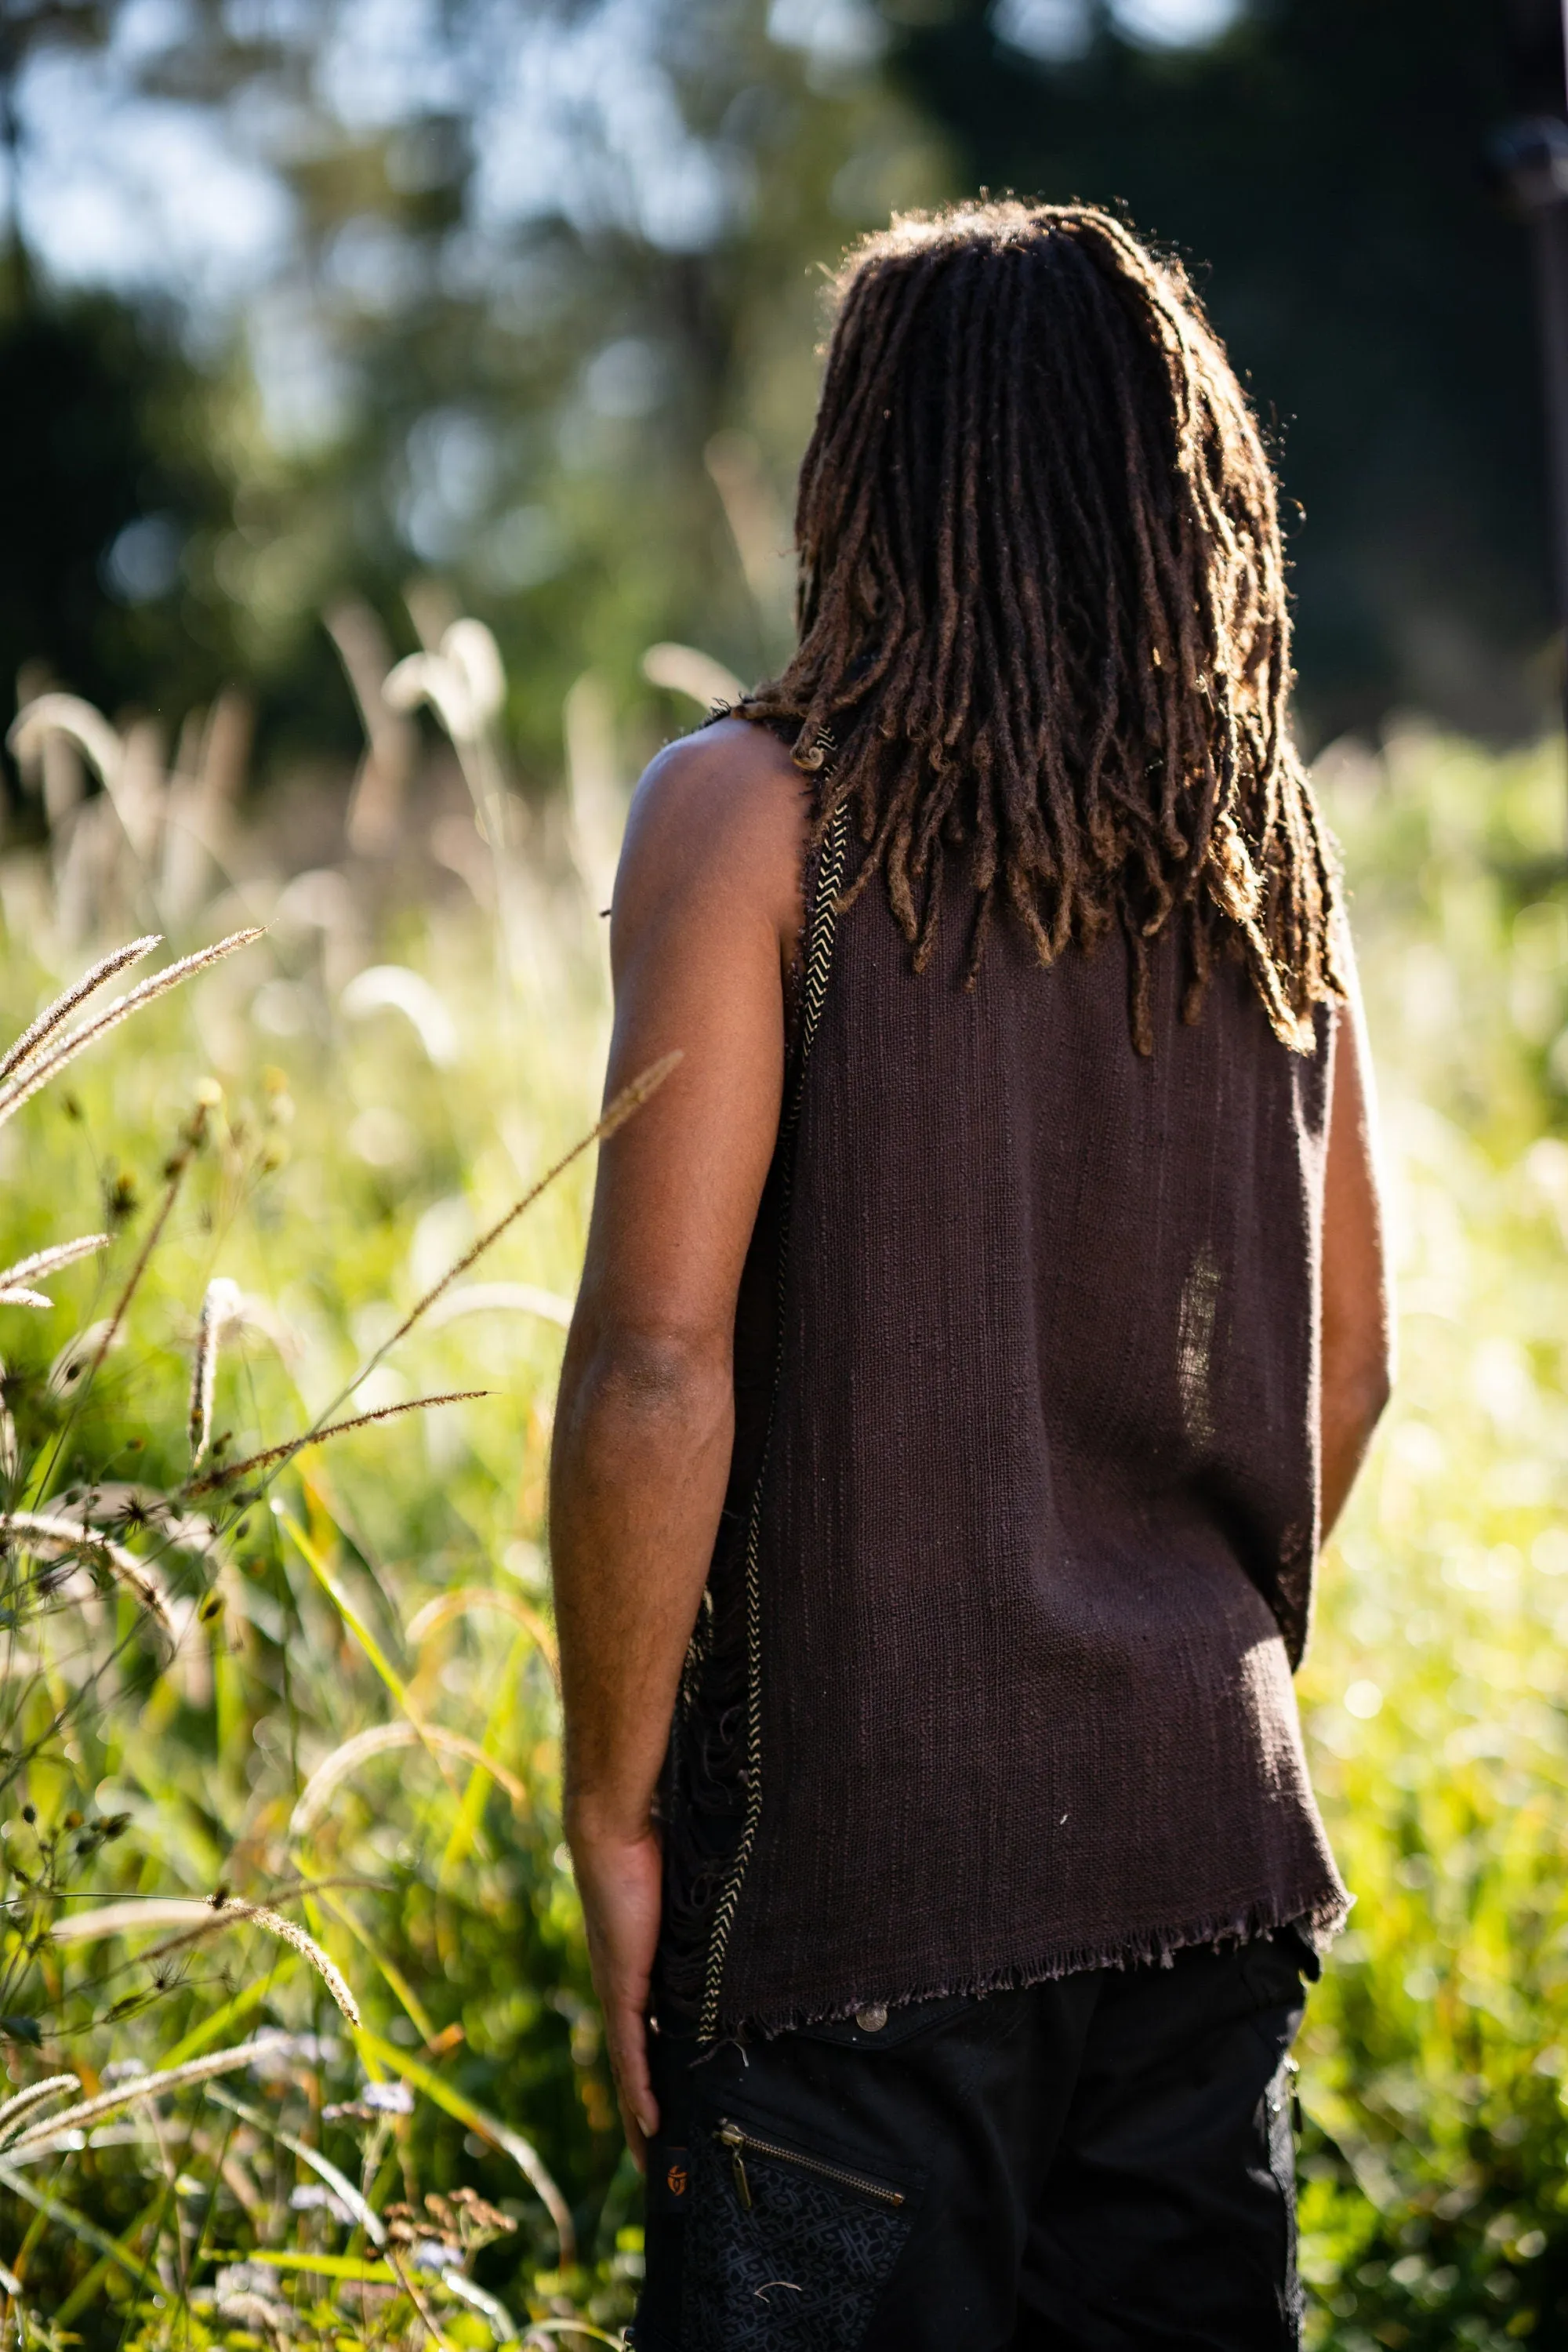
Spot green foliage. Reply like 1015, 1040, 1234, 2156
0, 793, 633, 2339
0, 2, 950, 782
0, 699, 1565, 2346
1298, 731, 1568, 2346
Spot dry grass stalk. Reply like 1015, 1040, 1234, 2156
328, 599, 418, 853
641, 641, 746, 711
7, 694, 125, 798
441, 2274, 524, 2339
48, 1898, 244, 1940
205, 2082, 386, 2244
47, 1316, 118, 1396
2, 1511, 170, 1626
356, 2024, 576, 2266
2, 2032, 296, 2161
368, 1049, 681, 1374
518, 2323, 626, 2345
181, 1055, 677, 1539
74, 1154, 191, 1406
0, 930, 262, 1133
48, 1896, 360, 2024
188, 1276, 244, 1465
0, 1232, 110, 1308
421, 1280, 572, 1332
186, 1389, 489, 1497
0, 2076, 81, 2148
405, 1586, 559, 1688
209, 2286, 290, 2333
0, 937, 160, 1087
289, 1720, 528, 1841
386, 2243, 458, 2352
0, 1233, 110, 1307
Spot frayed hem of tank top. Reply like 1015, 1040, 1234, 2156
712, 1882, 1353, 2042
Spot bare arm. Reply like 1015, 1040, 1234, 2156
1319, 944, 1393, 1539
549, 720, 806, 2160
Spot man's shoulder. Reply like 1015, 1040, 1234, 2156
618, 717, 808, 931
630, 714, 803, 830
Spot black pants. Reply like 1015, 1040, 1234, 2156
633, 1932, 1313, 2351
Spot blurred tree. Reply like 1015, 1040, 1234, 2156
0, 1, 252, 735
68, 0, 948, 779
0, 0, 107, 278
4, 0, 1563, 773
0, 292, 246, 729
887, 0, 1555, 745
1, 2, 949, 785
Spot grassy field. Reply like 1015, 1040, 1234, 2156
0, 684, 1563, 2347
1295, 728, 1568, 2349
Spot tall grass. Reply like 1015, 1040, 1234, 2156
1299, 728, 1568, 2349
0, 631, 646, 2345
0, 644, 1563, 2344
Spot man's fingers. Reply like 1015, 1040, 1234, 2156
616, 2084, 649, 2174
572, 1824, 665, 2164
608, 2059, 653, 2170
606, 1995, 659, 2147
606, 1985, 658, 2164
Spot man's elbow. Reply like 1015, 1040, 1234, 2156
1323, 1283, 1395, 1436
1367, 1313, 1396, 1425
1330, 1350, 1392, 1449
561, 1319, 732, 1433
1362, 1358, 1393, 1436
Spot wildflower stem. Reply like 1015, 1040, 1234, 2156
352, 1050, 680, 1403
31, 1144, 194, 1511
187, 1390, 488, 1498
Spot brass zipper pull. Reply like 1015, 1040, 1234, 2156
718, 2119, 753, 2209
713, 2116, 904, 2209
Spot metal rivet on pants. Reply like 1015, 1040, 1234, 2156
855, 2002, 888, 2033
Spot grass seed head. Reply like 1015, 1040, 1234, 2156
0, 936, 161, 1087
2, 1510, 170, 1627
189, 1276, 244, 1466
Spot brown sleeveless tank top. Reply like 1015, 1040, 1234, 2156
660, 771, 1348, 2041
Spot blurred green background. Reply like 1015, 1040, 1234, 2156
2, 0, 1561, 760
1, 3, 1567, 2347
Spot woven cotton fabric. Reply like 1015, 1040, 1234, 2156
665, 838, 1348, 2040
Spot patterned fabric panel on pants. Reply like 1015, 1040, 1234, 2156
681, 2129, 914, 2352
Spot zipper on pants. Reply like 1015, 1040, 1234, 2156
715, 2117, 906, 2213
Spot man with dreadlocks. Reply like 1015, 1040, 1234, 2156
550, 203, 1392, 2350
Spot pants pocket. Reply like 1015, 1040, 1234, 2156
681, 2113, 916, 2351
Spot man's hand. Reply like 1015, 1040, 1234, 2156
570, 1817, 664, 2170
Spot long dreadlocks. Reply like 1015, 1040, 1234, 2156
741, 201, 1343, 1054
